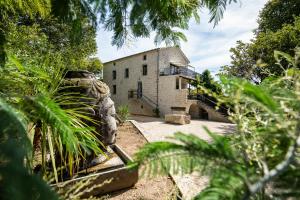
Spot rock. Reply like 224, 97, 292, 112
63, 70, 117, 145
165, 114, 191, 125
90, 154, 108, 166
99, 97, 117, 144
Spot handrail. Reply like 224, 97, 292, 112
188, 94, 229, 116
141, 94, 158, 108
128, 90, 158, 108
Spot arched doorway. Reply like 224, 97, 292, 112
188, 104, 209, 120
189, 104, 199, 119
199, 107, 209, 120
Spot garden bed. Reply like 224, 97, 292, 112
104, 121, 177, 200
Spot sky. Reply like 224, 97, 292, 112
96, 0, 269, 74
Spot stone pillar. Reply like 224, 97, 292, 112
179, 77, 182, 90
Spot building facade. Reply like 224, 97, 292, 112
103, 47, 229, 122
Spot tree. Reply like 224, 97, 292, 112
193, 70, 222, 94
0, 0, 238, 66
133, 50, 300, 199
256, 0, 300, 34
219, 41, 260, 83
200, 70, 222, 94
4, 16, 98, 70
221, 0, 300, 83
85, 57, 103, 72
221, 15, 300, 82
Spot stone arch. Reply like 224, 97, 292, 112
189, 104, 199, 119
199, 107, 209, 120
188, 103, 209, 120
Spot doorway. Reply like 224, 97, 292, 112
137, 81, 143, 98
189, 104, 209, 120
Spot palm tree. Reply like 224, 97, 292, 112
0, 55, 103, 182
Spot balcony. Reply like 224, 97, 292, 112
160, 63, 199, 79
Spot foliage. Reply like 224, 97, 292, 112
0, 0, 238, 198
84, 57, 103, 73
256, 0, 300, 34
4, 17, 97, 70
54, 176, 112, 200
117, 105, 130, 123
0, 56, 103, 181
0, 0, 238, 65
95, 0, 237, 47
193, 70, 222, 94
153, 107, 160, 118
219, 41, 260, 83
0, 98, 59, 200
221, 0, 300, 83
133, 49, 300, 199
221, 17, 300, 82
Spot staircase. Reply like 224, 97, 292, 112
140, 94, 158, 109
188, 94, 231, 123
128, 90, 158, 116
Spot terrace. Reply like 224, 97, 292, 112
160, 63, 200, 79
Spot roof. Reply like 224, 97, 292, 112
103, 46, 190, 64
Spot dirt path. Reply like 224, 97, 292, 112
104, 122, 177, 200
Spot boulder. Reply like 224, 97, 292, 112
64, 70, 117, 145
165, 114, 191, 125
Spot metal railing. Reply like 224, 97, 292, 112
160, 66, 200, 79
188, 94, 229, 116
128, 90, 158, 108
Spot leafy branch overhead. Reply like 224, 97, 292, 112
96, 0, 238, 47
0, 0, 237, 57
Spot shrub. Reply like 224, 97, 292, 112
117, 105, 130, 123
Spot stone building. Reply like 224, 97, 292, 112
103, 47, 229, 122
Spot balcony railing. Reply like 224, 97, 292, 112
160, 66, 199, 79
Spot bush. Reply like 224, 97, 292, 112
117, 105, 130, 123
153, 107, 160, 117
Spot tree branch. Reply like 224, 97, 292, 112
244, 122, 300, 199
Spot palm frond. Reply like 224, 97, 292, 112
23, 95, 103, 176
133, 131, 237, 178
0, 98, 59, 200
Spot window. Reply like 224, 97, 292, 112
125, 68, 129, 78
112, 70, 116, 80
143, 55, 147, 60
176, 77, 180, 89
142, 65, 147, 76
113, 85, 116, 94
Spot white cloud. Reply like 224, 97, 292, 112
96, 0, 268, 73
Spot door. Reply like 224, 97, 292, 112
137, 81, 143, 98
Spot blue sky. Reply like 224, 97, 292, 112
96, 0, 268, 74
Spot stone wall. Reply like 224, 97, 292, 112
158, 75, 189, 116
103, 47, 190, 116
185, 100, 231, 123
103, 49, 159, 115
